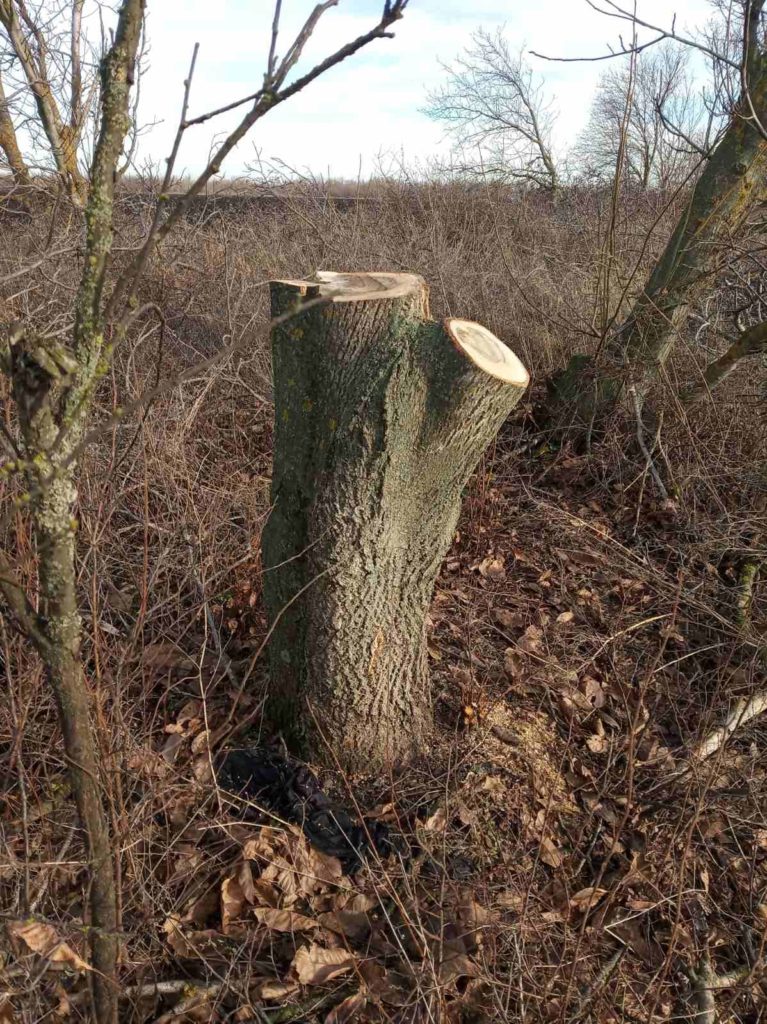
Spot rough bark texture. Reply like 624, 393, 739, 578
611, 100, 767, 391
0, 69, 30, 185
262, 272, 528, 771
0, 5, 145, 1022
552, 20, 767, 424
682, 321, 767, 404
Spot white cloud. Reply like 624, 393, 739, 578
135, 0, 715, 179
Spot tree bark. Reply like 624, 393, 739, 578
552, 26, 767, 425
262, 272, 529, 771
0, 69, 30, 186
681, 321, 767, 404
609, 101, 767, 396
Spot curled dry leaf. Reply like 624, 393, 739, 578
569, 887, 608, 911
456, 892, 497, 950
8, 920, 91, 973
292, 943, 356, 986
238, 860, 256, 904
518, 624, 544, 655
221, 875, 246, 931
538, 837, 562, 869
254, 908, 317, 933
495, 609, 524, 630
477, 556, 505, 580
325, 991, 367, 1024
318, 910, 372, 943
438, 952, 479, 986
504, 647, 523, 678
422, 806, 447, 832
257, 979, 300, 1001
141, 644, 196, 672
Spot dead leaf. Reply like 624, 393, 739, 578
342, 893, 378, 914
556, 610, 574, 624
456, 893, 497, 950
423, 806, 447, 832
306, 847, 344, 887
250, 878, 282, 908
160, 732, 185, 763
221, 875, 246, 931
325, 991, 367, 1024
242, 828, 278, 861
477, 556, 505, 580
238, 861, 256, 904
569, 887, 607, 911
503, 647, 523, 678
141, 643, 195, 672
496, 891, 525, 912
292, 944, 356, 986
438, 953, 479, 986
538, 837, 562, 868
0, 998, 16, 1024
495, 609, 524, 630
518, 625, 543, 655
359, 962, 411, 1006
257, 980, 300, 1001
586, 719, 608, 754
318, 910, 372, 943
184, 886, 219, 929
8, 920, 91, 973
254, 908, 317, 933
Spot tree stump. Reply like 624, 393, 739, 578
262, 271, 529, 770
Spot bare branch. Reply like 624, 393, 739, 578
104, 0, 409, 322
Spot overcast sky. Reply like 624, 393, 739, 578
136, 0, 715, 180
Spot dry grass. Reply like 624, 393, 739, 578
1, 177, 767, 1023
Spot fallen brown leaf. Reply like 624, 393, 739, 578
325, 991, 367, 1023
257, 979, 300, 1001
538, 837, 562, 868
318, 910, 372, 943
221, 875, 246, 931
254, 908, 317, 933
569, 887, 607, 911
292, 943, 356, 986
438, 953, 479, 986
141, 644, 195, 672
8, 920, 91, 973
0, 997, 16, 1024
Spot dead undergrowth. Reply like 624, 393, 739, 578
2, 181, 767, 1023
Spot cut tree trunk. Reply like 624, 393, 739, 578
261, 272, 528, 770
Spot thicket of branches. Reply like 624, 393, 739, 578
3, 2, 767, 1023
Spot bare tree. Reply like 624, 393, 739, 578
0, 2, 409, 1020
0, 65, 29, 183
548, 0, 767, 422
0, 0, 105, 202
574, 42, 704, 188
425, 28, 560, 190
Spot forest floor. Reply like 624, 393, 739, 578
2, 185, 767, 1023
3, 385, 767, 1024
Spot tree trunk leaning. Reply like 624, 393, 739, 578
262, 272, 529, 771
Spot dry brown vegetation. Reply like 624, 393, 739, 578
2, 176, 767, 1023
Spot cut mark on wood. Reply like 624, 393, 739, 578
273, 271, 426, 303
445, 318, 529, 385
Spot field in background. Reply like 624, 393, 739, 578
2, 178, 767, 1022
